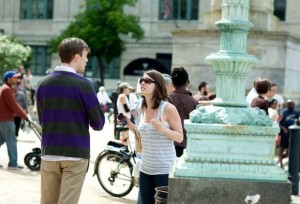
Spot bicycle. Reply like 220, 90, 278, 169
93, 126, 139, 197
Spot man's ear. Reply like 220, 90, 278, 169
74, 53, 80, 62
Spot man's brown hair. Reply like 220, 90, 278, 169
58, 37, 90, 63
254, 78, 272, 95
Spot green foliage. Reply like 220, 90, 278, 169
0, 35, 31, 76
49, 0, 144, 83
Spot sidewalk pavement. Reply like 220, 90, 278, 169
0, 121, 138, 204
1, 117, 300, 204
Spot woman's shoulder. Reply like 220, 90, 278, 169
161, 101, 176, 112
118, 93, 128, 103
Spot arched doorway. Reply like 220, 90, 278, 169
123, 57, 170, 76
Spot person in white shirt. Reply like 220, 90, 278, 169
268, 99, 280, 125
246, 79, 258, 106
24, 69, 35, 105
117, 82, 133, 143
268, 83, 284, 110
97, 86, 112, 112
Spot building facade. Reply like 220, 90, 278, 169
0, 0, 299, 99
0, 0, 83, 75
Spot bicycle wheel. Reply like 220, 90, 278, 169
95, 151, 134, 197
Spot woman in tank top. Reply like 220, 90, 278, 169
116, 82, 132, 143
122, 69, 183, 204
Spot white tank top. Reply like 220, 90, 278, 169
138, 101, 176, 175
116, 94, 131, 118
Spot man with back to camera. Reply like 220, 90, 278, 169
36, 37, 105, 204
168, 67, 198, 157
0, 71, 28, 169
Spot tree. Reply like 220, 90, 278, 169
0, 35, 31, 76
49, 0, 144, 84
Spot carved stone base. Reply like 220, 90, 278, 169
168, 177, 291, 204
176, 121, 287, 182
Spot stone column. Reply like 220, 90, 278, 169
249, 0, 279, 31
211, 0, 222, 11
203, 0, 222, 29
250, 0, 274, 12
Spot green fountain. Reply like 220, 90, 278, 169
168, 0, 291, 203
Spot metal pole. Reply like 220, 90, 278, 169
288, 125, 300, 195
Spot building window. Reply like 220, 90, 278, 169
29, 46, 51, 75
159, 0, 199, 20
274, 0, 286, 21
20, 0, 53, 19
85, 56, 120, 79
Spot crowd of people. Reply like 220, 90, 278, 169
108, 73, 296, 203
0, 36, 297, 204
246, 78, 299, 168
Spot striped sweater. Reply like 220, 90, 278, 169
36, 71, 105, 159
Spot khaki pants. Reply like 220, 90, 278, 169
40, 159, 89, 204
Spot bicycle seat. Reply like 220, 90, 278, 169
107, 141, 127, 149
116, 125, 129, 132
106, 141, 129, 152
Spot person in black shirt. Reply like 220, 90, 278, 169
278, 100, 299, 168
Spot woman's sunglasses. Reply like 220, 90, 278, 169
139, 77, 155, 85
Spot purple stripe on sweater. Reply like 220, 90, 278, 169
38, 86, 99, 110
42, 134, 90, 148
41, 110, 88, 123
38, 86, 83, 99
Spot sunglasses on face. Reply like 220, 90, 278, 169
139, 77, 155, 85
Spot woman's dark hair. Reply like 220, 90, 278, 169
254, 78, 272, 95
141, 69, 168, 109
269, 98, 278, 106
198, 81, 207, 91
171, 67, 189, 87
58, 37, 90, 63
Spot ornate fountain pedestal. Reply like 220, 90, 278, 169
168, 119, 291, 204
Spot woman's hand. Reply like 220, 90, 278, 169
123, 114, 131, 124
150, 118, 165, 133
120, 114, 136, 133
